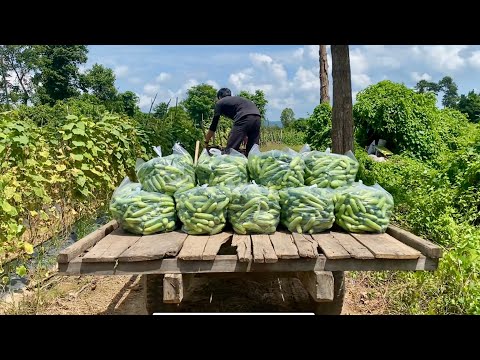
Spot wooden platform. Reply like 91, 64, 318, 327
57, 220, 443, 275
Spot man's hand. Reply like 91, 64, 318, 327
205, 129, 215, 145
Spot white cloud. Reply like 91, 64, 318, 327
351, 74, 372, 89
306, 45, 318, 60
412, 45, 468, 71
156, 72, 171, 82
228, 68, 254, 90
78, 65, 87, 74
114, 65, 129, 78
143, 83, 160, 96
293, 47, 304, 61
206, 79, 220, 89
411, 72, 432, 82
249, 52, 287, 82
350, 48, 369, 74
468, 51, 480, 69
128, 77, 143, 84
294, 66, 319, 91
138, 94, 153, 109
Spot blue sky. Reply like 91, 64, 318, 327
85, 45, 480, 121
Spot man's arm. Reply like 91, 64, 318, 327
205, 103, 222, 144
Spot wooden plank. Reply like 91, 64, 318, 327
351, 233, 421, 259
330, 231, 375, 259
163, 274, 194, 304
58, 254, 440, 275
269, 232, 299, 259
117, 232, 188, 262
291, 233, 318, 258
177, 235, 209, 260
57, 220, 118, 263
231, 234, 252, 262
81, 228, 140, 262
202, 232, 232, 260
251, 235, 278, 263
296, 271, 334, 302
312, 233, 351, 259
387, 225, 443, 258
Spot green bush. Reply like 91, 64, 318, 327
304, 103, 332, 150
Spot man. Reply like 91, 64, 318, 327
204, 88, 261, 155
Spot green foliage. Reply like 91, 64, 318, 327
153, 101, 169, 119
182, 84, 217, 127
80, 64, 117, 103
280, 108, 295, 128
438, 76, 459, 108
290, 117, 308, 132
0, 45, 36, 105
32, 45, 89, 105
456, 90, 480, 123
238, 90, 268, 121
353, 81, 439, 160
117, 91, 139, 117
304, 102, 332, 150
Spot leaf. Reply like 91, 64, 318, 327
76, 176, 87, 187
24, 243, 34, 255
72, 128, 85, 136
76, 121, 85, 131
63, 122, 75, 130
40, 211, 49, 221
56, 164, 67, 171
81, 163, 90, 170
16, 265, 27, 277
33, 187, 45, 197
84, 153, 93, 161
30, 210, 39, 217
63, 133, 73, 140
115, 152, 122, 159
44, 160, 52, 166
2, 200, 18, 216
78, 188, 90, 197
72, 141, 86, 147
13, 135, 29, 144
0, 144, 5, 154
39, 150, 50, 158
86, 141, 94, 149
72, 153, 84, 161
3, 186, 16, 199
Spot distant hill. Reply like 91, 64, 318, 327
264, 120, 283, 128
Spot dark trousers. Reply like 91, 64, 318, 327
225, 114, 261, 155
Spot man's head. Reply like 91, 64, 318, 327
217, 88, 231, 100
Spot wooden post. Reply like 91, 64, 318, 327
331, 45, 354, 154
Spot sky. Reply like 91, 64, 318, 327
85, 45, 480, 121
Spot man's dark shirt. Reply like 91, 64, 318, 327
209, 96, 261, 132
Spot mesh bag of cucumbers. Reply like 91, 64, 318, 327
333, 181, 394, 233
228, 182, 280, 234
247, 144, 305, 190
136, 143, 196, 196
175, 185, 230, 235
196, 148, 249, 186
109, 177, 177, 235
300, 145, 359, 188
279, 185, 335, 234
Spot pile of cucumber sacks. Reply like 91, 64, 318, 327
110, 143, 394, 236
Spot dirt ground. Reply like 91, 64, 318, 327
1, 272, 388, 315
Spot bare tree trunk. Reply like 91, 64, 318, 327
331, 45, 354, 154
319, 45, 330, 104
0, 51, 10, 107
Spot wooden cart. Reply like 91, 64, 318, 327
57, 220, 442, 314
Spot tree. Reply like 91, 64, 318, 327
118, 91, 139, 117
0, 45, 36, 105
182, 83, 217, 126
238, 89, 268, 121
415, 79, 441, 94
331, 45, 354, 154
304, 103, 332, 150
81, 63, 117, 102
319, 45, 330, 104
438, 76, 459, 108
280, 107, 295, 128
153, 101, 170, 119
456, 90, 480, 123
33, 45, 88, 105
